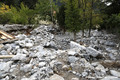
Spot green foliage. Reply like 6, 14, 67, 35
104, 14, 120, 31
10, 3, 28, 24
1, 0, 38, 9
35, 0, 58, 21
9, 3, 35, 24
65, 0, 80, 33
57, 4, 66, 31
0, 12, 12, 24
0, 3, 12, 24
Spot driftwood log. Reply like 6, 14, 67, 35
0, 55, 15, 59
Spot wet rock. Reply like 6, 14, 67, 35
50, 74, 64, 80
110, 70, 120, 77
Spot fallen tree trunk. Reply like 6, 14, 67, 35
0, 55, 15, 59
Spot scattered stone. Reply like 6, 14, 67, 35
0, 25, 119, 80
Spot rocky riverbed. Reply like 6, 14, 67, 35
0, 25, 120, 80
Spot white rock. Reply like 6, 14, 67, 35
95, 64, 105, 71
12, 54, 26, 61
70, 41, 86, 50
68, 50, 76, 56
25, 43, 33, 48
39, 62, 46, 67
71, 78, 79, 80
101, 76, 120, 80
20, 64, 33, 72
86, 47, 100, 57
50, 74, 64, 80
68, 56, 78, 63
82, 72, 88, 77
21, 78, 30, 80
0, 50, 8, 55
0, 61, 13, 72
110, 70, 120, 77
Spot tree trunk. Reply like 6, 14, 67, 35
73, 32, 76, 41
88, 0, 93, 37
63, 26, 66, 34
82, 29, 84, 37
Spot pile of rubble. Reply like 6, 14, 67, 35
0, 25, 120, 80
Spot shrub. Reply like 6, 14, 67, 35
0, 3, 12, 24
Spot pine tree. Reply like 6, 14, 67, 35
57, 4, 66, 33
65, 0, 80, 41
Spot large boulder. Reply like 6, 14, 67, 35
70, 41, 86, 50
86, 47, 101, 57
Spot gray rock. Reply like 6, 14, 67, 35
15, 34, 27, 40
0, 61, 13, 72
82, 71, 88, 77
86, 47, 100, 57
12, 54, 27, 61
68, 56, 79, 63
38, 62, 46, 67
50, 74, 64, 80
71, 78, 79, 80
53, 62, 63, 73
20, 64, 33, 72
110, 70, 120, 77
104, 41, 116, 47
101, 76, 120, 80
70, 41, 86, 50
0, 50, 8, 55
25, 43, 33, 48
109, 53, 116, 60
21, 78, 30, 80
68, 50, 77, 56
